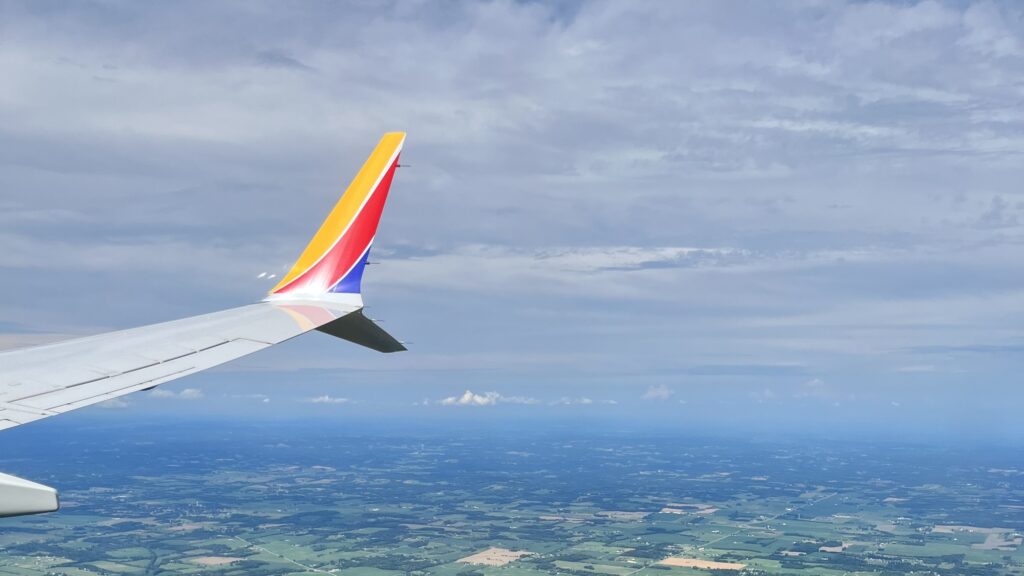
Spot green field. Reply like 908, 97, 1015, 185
1, 421, 1022, 575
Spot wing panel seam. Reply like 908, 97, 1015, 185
5, 340, 238, 401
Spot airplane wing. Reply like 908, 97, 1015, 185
0, 132, 408, 518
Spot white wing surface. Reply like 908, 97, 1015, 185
0, 299, 359, 431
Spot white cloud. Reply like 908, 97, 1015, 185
437, 390, 538, 407
307, 395, 350, 405
150, 388, 204, 400
501, 395, 541, 405
227, 393, 270, 403
642, 385, 674, 401
550, 397, 595, 406
440, 390, 500, 406
371, 245, 746, 300
179, 388, 204, 400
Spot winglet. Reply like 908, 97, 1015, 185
269, 132, 405, 299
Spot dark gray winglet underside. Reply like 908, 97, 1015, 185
316, 309, 407, 353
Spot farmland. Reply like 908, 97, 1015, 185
0, 419, 1022, 575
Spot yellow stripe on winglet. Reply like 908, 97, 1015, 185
271, 132, 405, 294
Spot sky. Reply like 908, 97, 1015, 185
2, 0, 1024, 438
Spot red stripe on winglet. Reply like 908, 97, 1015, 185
274, 157, 399, 295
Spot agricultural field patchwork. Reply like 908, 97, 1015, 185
0, 420, 1022, 575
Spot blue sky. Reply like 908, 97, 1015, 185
2, 0, 1024, 437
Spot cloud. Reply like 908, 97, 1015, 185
227, 393, 271, 403
437, 390, 538, 407
97, 398, 129, 409
551, 397, 590, 405
440, 390, 500, 407
975, 195, 1018, 229
254, 49, 314, 71
549, 397, 611, 406
150, 388, 204, 400
4, 0, 1024, 429
960, 2, 1023, 57
793, 378, 844, 401
371, 245, 748, 300
500, 395, 541, 405
306, 395, 350, 405
642, 385, 674, 401
749, 388, 777, 404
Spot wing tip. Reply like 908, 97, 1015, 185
269, 132, 405, 298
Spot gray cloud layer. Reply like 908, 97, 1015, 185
2, 1, 1024, 433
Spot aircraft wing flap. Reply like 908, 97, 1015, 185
0, 370, 189, 428
46, 368, 195, 414
13, 367, 114, 391
14, 364, 196, 410
0, 409, 46, 430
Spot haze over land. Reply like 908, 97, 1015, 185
2, 1, 1024, 436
